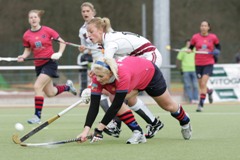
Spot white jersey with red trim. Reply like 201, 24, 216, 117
102, 31, 162, 67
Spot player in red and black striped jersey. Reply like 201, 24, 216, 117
189, 20, 221, 112
17, 10, 77, 124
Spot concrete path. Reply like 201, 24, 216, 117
0, 91, 184, 107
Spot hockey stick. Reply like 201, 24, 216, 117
52, 39, 104, 53
166, 45, 209, 54
53, 38, 81, 48
0, 57, 51, 62
20, 135, 92, 147
12, 98, 90, 144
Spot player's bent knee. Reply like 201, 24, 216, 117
162, 104, 178, 112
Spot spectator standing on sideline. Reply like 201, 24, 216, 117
17, 10, 77, 124
188, 20, 221, 112
176, 39, 198, 104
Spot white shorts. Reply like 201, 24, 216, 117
139, 49, 162, 68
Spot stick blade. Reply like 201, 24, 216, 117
12, 134, 21, 144
20, 143, 42, 147
20, 143, 27, 147
19, 135, 92, 147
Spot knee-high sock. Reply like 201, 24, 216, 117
171, 104, 190, 126
130, 98, 155, 124
55, 85, 69, 95
100, 97, 122, 128
35, 96, 44, 119
199, 93, 206, 107
118, 110, 142, 133
207, 88, 213, 94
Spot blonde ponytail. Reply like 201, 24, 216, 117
88, 17, 112, 33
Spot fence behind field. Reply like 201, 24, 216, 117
0, 65, 179, 90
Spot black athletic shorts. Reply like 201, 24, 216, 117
195, 64, 213, 79
144, 63, 167, 97
35, 60, 59, 78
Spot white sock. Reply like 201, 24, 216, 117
181, 123, 190, 129
100, 94, 108, 101
130, 98, 155, 123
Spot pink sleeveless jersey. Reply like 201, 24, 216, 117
23, 26, 59, 66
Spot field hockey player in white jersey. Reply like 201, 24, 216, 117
86, 17, 164, 139
78, 2, 122, 137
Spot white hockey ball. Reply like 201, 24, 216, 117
15, 123, 24, 131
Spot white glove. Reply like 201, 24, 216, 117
81, 88, 91, 103
51, 52, 62, 60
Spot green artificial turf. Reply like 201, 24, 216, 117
0, 103, 239, 160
